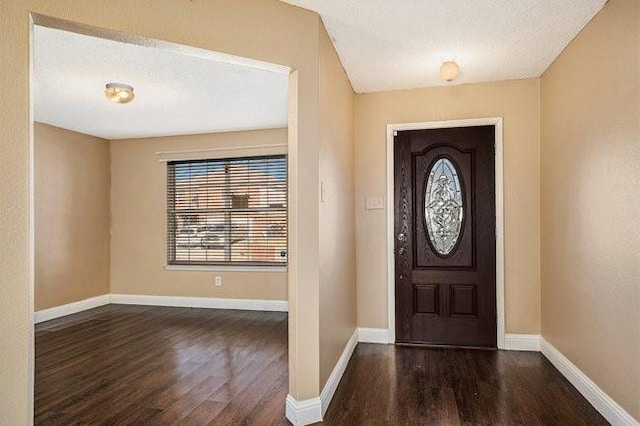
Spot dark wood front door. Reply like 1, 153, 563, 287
394, 126, 496, 347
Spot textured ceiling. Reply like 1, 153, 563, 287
34, 26, 289, 140
281, 0, 606, 93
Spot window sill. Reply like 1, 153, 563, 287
164, 264, 287, 273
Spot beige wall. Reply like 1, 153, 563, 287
355, 79, 541, 334
541, 0, 639, 419
34, 123, 110, 311
9, 1, 636, 424
1, 0, 324, 420
0, 3, 32, 421
110, 129, 288, 301
318, 24, 357, 389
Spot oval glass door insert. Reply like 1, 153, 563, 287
425, 158, 464, 255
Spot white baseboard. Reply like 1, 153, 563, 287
541, 338, 637, 426
357, 329, 542, 351
320, 329, 358, 415
35, 293, 288, 323
503, 333, 541, 351
109, 294, 288, 312
285, 394, 322, 426
286, 328, 359, 425
358, 327, 390, 343
34, 294, 111, 324
285, 329, 545, 425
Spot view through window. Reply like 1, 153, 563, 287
167, 155, 287, 266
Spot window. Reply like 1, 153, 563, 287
167, 155, 287, 267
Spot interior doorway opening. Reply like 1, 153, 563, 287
31, 15, 295, 424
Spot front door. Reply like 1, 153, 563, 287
394, 126, 496, 347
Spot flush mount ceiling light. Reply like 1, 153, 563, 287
104, 82, 135, 104
439, 61, 460, 82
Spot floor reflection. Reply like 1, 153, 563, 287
323, 344, 607, 425
35, 304, 288, 425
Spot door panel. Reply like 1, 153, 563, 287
394, 126, 496, 347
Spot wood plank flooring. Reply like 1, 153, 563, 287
35, 304, 289, 425
36, 305, 606, 425
323, 343, 608, 425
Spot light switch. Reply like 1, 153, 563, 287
365, 196, 384, 210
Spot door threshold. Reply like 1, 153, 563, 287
394, 342, 497, 351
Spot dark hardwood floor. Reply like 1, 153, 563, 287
35, 304, 289, 425
36, 305, 606, 425
323, 343, 608, 425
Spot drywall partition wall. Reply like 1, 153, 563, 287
0, 3, 31, 421
110, 129, 288, 301
318, 24, 357, 391
35, 123, 110, 311
541, 0, 639, 420
355, 79, 541, 335
1, 1, 323, 422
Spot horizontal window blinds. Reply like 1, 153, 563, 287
167, 155, 287, 266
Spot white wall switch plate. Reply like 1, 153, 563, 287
215, 276, 222, 286
365, 196, 384, 210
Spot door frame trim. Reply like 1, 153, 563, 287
385, 117, 505, 348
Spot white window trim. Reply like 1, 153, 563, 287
166, 154, 288, 269
164, 264, 287, 273
156, 144, 287, 162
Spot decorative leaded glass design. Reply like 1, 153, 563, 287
424, 158, 463, 255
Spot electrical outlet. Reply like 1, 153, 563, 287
214, 276, 222, 286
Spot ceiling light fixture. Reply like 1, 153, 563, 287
104, 82, 135, 104
439, 61, 460, 82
